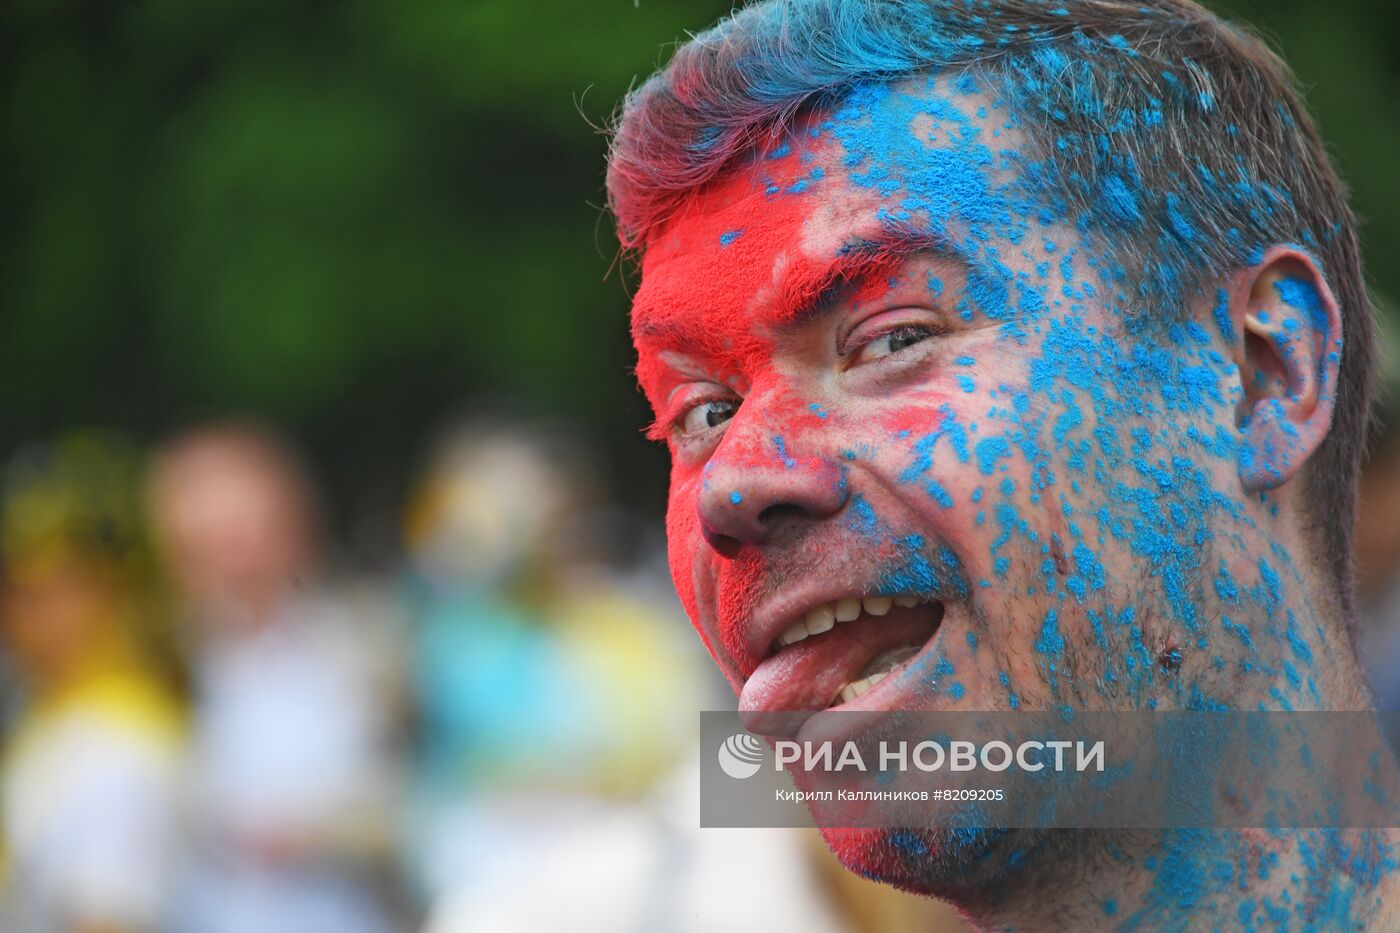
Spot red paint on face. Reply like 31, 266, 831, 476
630, 134, 861, 675
632, 153, 814, 400
631, 129, 901, 406
880, 394, 962, 437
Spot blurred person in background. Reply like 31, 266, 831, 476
0, 433, 185, 933
400, 417, 707, 927
147, 422, 399, 933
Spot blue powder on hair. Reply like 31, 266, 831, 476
1102, 174, 1141, 225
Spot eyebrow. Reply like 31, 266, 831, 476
777, 229, 956, 331
632, 226, 957, 345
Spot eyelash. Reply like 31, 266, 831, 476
651, 390, 737, 442
840, 319, 945, 364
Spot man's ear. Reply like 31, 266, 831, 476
1219, 246, 1343, 494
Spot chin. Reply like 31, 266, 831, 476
818, 824, 1032, 899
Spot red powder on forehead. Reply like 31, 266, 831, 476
630, 139, 835, 385
635, 165, 921, 335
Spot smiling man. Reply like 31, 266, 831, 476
607, 0, 1398, 927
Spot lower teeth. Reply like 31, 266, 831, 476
833, 646, 922, 705
857, 645, 920, 681
837, 671, 887, 704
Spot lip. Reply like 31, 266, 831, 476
742, 581, 910, 675
738, 599, 947, 737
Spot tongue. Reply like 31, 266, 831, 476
738, 604, 942, 714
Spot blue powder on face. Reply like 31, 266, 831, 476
1035, 608, 1065, 657
849, 494, 879, 537
1258, 559, 1283, 614
719, 229, 744, 247
958, 375, 977, 393
899, 405, 971, 483
1221, 616, 1253, 648
730, 491, 743, 505
889, 829, 929, 858
1210, 288, 1234, 340
879, 535, 945, 596
975, 436, 1012, 475
772, 435, 798, 469
927, 479, 955, 508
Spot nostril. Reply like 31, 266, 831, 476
702, 523, 743, 559
757, 503, 811, 530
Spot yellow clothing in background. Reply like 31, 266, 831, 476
1, 667, 185, 932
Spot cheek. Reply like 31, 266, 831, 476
664, 467, 767, 679
860, 389, 1032, 579
665, 473, 704, 628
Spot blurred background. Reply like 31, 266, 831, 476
0, 1, 1395, 931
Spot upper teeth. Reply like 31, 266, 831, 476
774, 595, 916, 648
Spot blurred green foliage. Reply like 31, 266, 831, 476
1, 0, 1395, 544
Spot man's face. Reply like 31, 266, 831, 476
630, 77, 1327, 879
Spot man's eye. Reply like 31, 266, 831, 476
852, 324, 938, 364
679, 399, 739, 435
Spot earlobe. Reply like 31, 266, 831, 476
1223, 246, 1343, 495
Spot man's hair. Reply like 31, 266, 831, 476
607, 0, 1376, 622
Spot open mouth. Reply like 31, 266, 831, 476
738, 594, 945, 716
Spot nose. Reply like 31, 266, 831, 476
697, 431, 849, 556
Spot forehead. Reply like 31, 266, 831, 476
630, 77, 1031, 349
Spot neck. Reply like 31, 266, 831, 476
1254, 573, 1371, 713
